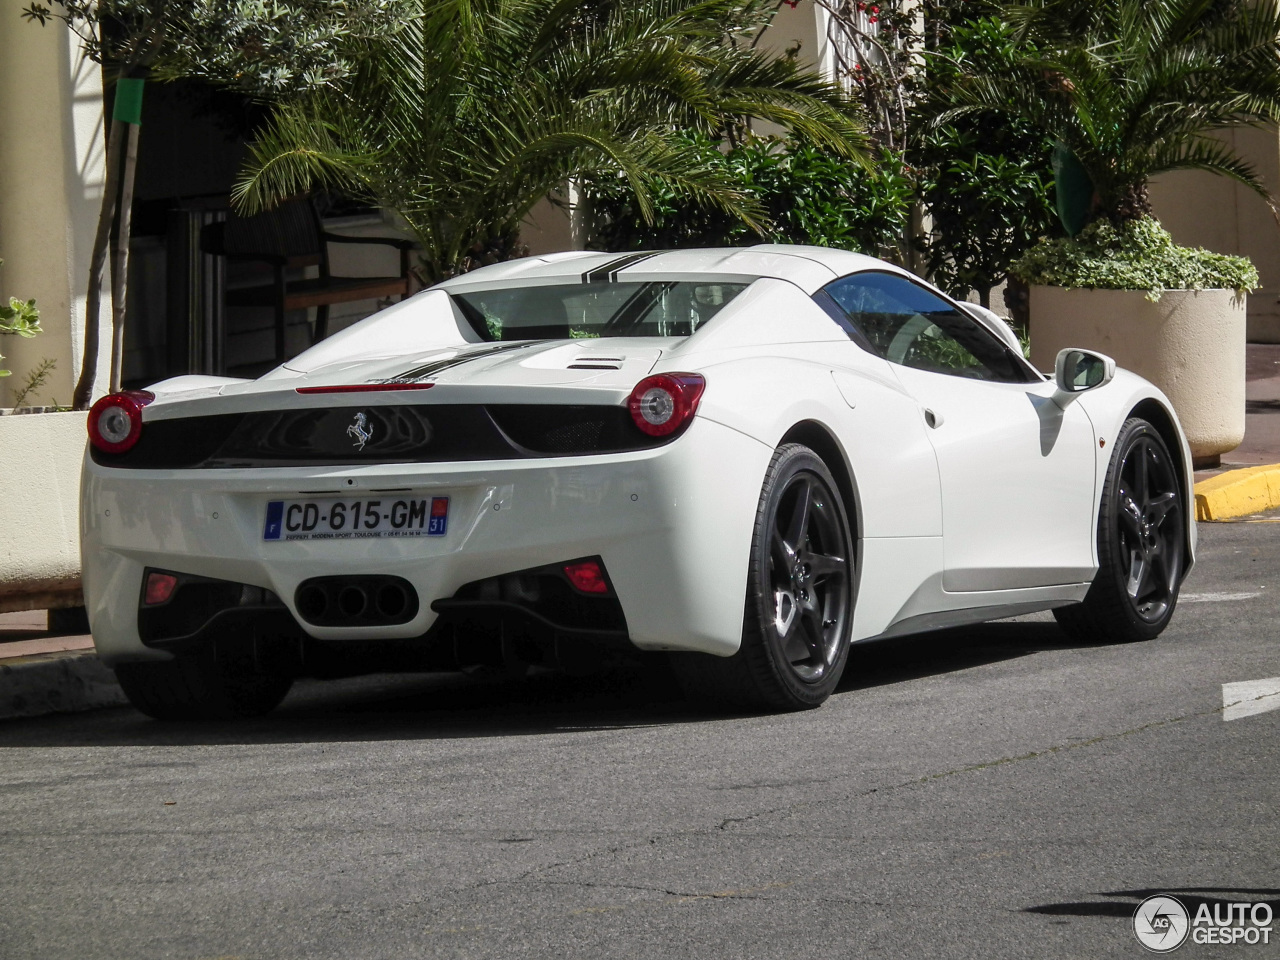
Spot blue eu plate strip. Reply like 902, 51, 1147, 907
263, 500, 284, 541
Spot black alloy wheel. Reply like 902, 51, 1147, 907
1055, 417, 1186, 644
674, 443, 855, 710
114, 640, 294, 721
767, 468, 851, 685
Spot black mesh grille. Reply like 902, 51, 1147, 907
487, 405, 648, 454
91, 403, 675, 469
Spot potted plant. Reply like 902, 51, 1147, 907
1011, 219, 1257, 465
940, 0, 1280, 464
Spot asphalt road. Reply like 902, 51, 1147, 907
2, 522, 1278, 960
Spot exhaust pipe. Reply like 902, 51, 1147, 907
294, 576, 419, 627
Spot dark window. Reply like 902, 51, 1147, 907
821, 272, 1032, 383
450, 281, 750, 341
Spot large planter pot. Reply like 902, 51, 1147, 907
1029, 286, 1245, 464
0, 410, 87, 612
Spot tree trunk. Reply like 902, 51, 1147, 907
109, 122, 141, 393
978, 285, 991, 309
72, 119, 124, 410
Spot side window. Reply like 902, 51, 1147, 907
821, 272, 1029, 383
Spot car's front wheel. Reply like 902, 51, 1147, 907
114, 643, 293, 721
675, 443, 855, 711
1054, 417, 1186, 644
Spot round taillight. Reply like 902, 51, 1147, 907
627, 373, 706, 437
87, 391, 154, 454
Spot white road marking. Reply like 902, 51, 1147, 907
1222, 678, 1280, 721
1180, 591, 1263, 603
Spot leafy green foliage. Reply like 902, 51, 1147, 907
1009, 217, 1260, 298
0, 258, 40, 382
10, 358, 57, 409
934, 0, 1280, 225
589, 134, 912, 259
234, 0, 870, 282
915, 17, 1059, 306
22, 0, 410, 94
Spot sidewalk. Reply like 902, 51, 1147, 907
1191, 343, 1280, 519
1195, 343, 1280, 479
0, 610, 125, 719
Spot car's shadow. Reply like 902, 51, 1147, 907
1025, 886, 1280, 919
0, 619, 1079, 748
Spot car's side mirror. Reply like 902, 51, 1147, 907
1053, 348, 1115, 406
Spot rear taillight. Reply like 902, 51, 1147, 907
627, 373, 705, 437
563, 560, 609, 594
87, 390, 154, 454
143, 572, 179, 606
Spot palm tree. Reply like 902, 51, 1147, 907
234, 0, 870, 282
936, 0, 1280, 227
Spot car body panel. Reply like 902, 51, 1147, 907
81, 244, 1196, 670
889, 365, 1099, 591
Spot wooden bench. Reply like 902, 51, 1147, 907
202, 198, 414, 362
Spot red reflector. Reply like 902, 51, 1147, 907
563, 561, 608, 594
144, 572, 179, 606
295, 383, 435, 394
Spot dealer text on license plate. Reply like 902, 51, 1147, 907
262, 496, 448, 541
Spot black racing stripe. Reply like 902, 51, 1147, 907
581, 251, 661, 283
392, 341, 541, 382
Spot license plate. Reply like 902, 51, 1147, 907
262, 496, 448, 541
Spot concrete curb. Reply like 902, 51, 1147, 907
1194, 463, 1280, 521
0, 650, 126, 720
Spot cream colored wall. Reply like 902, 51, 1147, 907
1148, 125, 1280, 343
0, 1, 110, 408
521, 195, 575, 256
753, 1, 825, 72
750, 1, 826, 139
0, 412, 86, 609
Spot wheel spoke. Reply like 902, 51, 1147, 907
1126, 549, 1147, 598
798, 598, 826, 662
783, 629, 811, 665
1133, 443, 1151, 510
773, 589, 798, 640
1118, 490, 1144, 538
770, 528, 793, 572
783, 477, 812, 553
1151, 546, 1171, 593
807, 551, 847, 579
1148, 491, 1177, 526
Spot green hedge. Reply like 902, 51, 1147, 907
587, 133, 913, 259
1009, 217, 1258, 299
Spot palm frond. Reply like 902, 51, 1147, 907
940, 0, 1280, 220
237, 0, 868, 275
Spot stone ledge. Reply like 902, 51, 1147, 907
0, 650, 126, 720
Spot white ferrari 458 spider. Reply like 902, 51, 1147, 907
81, 245, 1194, 718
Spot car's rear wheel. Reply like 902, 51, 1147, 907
675, 443, 854, 710
1054, 417, 1186, 644
114, 643, 293, 720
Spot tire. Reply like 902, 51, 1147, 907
1054, 417, 1186, 644
114, 643, 293, 720
675, 443, 855, 711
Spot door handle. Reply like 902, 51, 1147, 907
923, 408, 943, 429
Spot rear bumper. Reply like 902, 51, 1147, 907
81, 417, 772, 665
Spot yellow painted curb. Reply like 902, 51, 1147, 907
1194, 463, 1280, 521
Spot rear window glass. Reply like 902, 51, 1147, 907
450, 281, 750, 341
